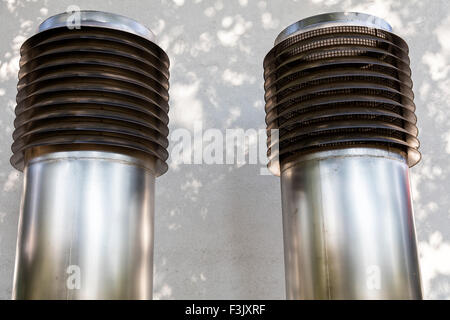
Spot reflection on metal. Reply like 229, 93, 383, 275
14, 151, 155, 299
11, 11, 170, 299
264, 12, 422, 299
281, 148, 422, 299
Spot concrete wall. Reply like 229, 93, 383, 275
0, 0, 449, 299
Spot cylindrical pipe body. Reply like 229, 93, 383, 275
263, 12, 423, 299
10, 11, 170, 299
281, 148, 422, 299
13, 150, 155, 299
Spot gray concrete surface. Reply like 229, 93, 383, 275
0, 0, 449, 299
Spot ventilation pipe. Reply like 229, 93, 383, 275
263, 12, 422, 299
11, 11, 170, 299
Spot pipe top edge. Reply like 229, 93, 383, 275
274, 12, 392, 45
38, 10, 156, 43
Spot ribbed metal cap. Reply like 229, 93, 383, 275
11, 11, 170, 175
264, 12, 419, 176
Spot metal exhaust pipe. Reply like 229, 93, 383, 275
11, 11, 170, 299
263, 12, 422, 299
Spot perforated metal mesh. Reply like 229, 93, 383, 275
263, 26, 420, 171
11, 26, 170, 175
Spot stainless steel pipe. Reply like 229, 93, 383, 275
264, 12, 422, 299
11, 11, 170, 299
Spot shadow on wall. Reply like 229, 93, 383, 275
0, 0, 449, 299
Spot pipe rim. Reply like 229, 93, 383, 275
38, 10, 156, 43
274, 12, 393, 45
